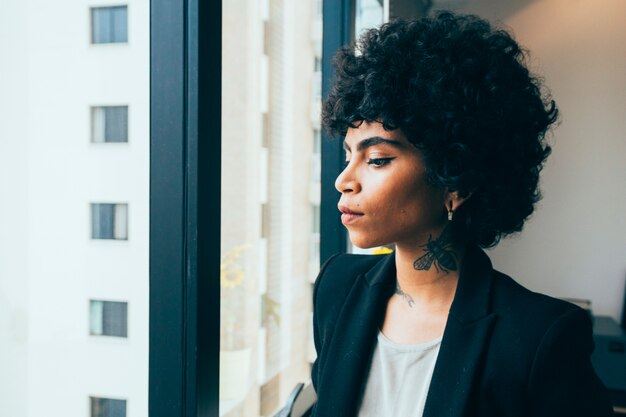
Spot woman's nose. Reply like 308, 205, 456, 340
335, 163, 361, 194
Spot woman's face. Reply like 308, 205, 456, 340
335, 121, 448, 249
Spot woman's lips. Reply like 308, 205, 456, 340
338, 205, 365, 225
341, 212, 364, 225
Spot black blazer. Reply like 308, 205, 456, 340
311, 245, 614, 417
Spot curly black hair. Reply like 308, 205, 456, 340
323, 11, 558, 248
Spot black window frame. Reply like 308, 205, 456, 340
149, 0, 353, 415
320, 0, 354, 263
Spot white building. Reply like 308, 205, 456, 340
0, 2, 150, 416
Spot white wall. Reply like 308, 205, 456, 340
0, 1, 30, 415
439, 0, 626, 320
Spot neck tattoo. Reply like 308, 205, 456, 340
395, 281, 415, 308
413, 225, 458, 273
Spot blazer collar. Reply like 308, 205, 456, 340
363, 250, 396, 286
422, 244, 497, 417
449, 243, 494, 324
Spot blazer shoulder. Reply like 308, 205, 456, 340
490, 269, 586, 332
487, 271, 613, 415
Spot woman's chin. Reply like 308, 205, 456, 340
348, 233, 390, 250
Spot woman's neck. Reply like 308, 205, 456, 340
393, 226, 466, 311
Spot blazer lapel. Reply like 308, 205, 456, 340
315, 254, 396, 417
422, 245, 497, 417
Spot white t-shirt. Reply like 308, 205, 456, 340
358, 331, 442, 417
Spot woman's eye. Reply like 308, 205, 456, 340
367, 157, 394, 167
343, 160, 350, 168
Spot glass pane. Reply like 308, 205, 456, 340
0, 1, 149, 416
114, 203, 129, 240
102, 301, 128, 338
90, 300, 105, 335
92, 107, 107, 142
93, 203, 116, 239
92, 7, 128, 44
355, 0, 384, 38
105, 106, 129, 143
89, 300, 128, 338
92, 8, 113, 44
220, 0, 323, 415
91, 203, 129, 240
112, 7, 129, 43
92, 106, 129, 143
90, 397, 127, 417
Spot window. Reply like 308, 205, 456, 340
220, 1, 323, 414
312, 129, 322, 182
313, 129, 321, 154
355, 0, 384, 37
91, 203, 128, 240
91, 106, 129, 143
90, 300, 128, 338
91, 6, 128, 44
90, 397, 126, 417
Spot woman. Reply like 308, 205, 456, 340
310, 11, 613, 417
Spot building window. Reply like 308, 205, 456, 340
313, 129, 321, 154
91, 106, 128, 143
91, 203, 128, 240
90, 397, 126, 417
90, 300, 128, 338
91, 6, 128, 44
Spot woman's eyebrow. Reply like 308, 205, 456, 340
343, 136, 404, 152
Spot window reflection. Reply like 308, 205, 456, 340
221, 0, 322, 415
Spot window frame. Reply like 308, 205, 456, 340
148, 0, 353, 415
320, 0, 353, 262
149, 0, 221, 415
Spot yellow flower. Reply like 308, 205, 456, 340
220, 244, 250, 288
